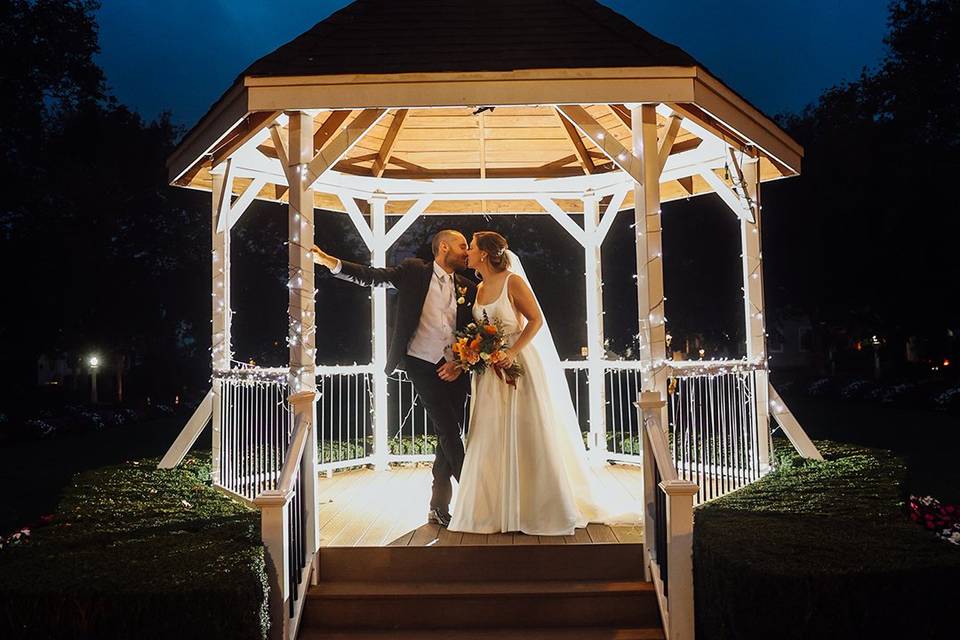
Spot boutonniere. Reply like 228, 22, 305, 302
457, 285, 468, 305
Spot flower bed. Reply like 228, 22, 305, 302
693, 441, 960, 639
0, 455, 268, 640
909, 494, 960, 545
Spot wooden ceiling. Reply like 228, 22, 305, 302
184, 103, 790, 216
267, 105, 701, 180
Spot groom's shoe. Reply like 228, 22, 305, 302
427, 509, 451, 527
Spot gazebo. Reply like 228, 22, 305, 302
160, 1, 821, 638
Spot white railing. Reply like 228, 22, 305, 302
255, 390, 317, 640
668, 366, 769, 504
316, 365, 374, 471
561, 361, 645, 460
313, 360, 775, 506
314, 366, 471, 471
640, 391, 698, 640
215, 367, 293, 501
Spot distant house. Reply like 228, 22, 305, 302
768, 313, 813, 369
36, 354, 74, 387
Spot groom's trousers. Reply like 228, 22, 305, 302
403, 355, 470, 514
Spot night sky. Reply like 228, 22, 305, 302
96, 0, 890, 127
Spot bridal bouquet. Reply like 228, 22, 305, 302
451, 311, 524, 387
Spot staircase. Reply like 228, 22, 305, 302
298, 543, 663, 639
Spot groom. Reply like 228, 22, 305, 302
311, 231, 477, 527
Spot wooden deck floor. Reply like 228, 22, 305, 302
316, 462, 645, 547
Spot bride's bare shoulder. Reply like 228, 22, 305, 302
507, 272, 532, 295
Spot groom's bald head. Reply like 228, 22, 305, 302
432, 230, 468, 272
431, 230, 465, 257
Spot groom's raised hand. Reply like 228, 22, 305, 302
310, 245, 339, 271
437, 361, 462, 382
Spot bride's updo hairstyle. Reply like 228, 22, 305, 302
474, 231, 511, 272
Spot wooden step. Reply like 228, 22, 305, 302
303, 579, 658, 630
299, 627, 665, 639
318, 543, 646, 583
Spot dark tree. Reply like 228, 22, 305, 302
763, 0, 960, 370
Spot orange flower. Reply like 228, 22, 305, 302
470, 335, 483, 350
484, 325, 497, 335
489, 350, 505, 364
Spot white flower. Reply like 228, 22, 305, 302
467, 323, 477, 330
457, 296, 466, 304
480, 352, 490, 360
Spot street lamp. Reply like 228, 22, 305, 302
88, 354, 100, 404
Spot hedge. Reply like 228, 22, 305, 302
694, 440, 960, 639
0, 455, 268, 640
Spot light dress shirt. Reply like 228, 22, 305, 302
330, 259, 457, 364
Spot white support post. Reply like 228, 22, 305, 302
582, 191, 607, 456
370, 192, 390, 471
285, 110, 320, 555
638, 392, 665, 582
640, 390, 697, 640
211, 168, 233, 484
662, 479, 699, 640
632, 105, 669, 418
740, 157, 770, 467
254, 492, 291, 640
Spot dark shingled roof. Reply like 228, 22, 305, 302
241, 0, 706, 78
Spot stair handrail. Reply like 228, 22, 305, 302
639, 391, 698, 640
274, 392, 313, 496
255, 389, 317, 640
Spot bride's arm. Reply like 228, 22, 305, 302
502, 275, 542, 368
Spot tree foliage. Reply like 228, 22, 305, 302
764, 0, 960, 355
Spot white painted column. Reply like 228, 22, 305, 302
662, 479, 699, 640
285, 110, 320, 552
740, 157, 770, 467
254, 492, 291, 640
210, 168, 232, 485
582, 191, 607, 455
632, 105, 669, 416
370, 193, 390, 471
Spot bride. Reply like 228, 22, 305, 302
442, 231, 638, 535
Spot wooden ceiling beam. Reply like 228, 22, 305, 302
538, 154, 580, 171
373, 109, 408, 177
313, 110, 352, 153
657, 114, 683, 173
665, 102, 755, 156
305, 108, 388, 187
268, 124, 292, 182
610, 104, 632, 128
556, 105, 642, 184
210, 111, 281, 168
554, 108, 596, 175
384, 156, 431, 173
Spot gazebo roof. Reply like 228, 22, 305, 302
242, 0, 702, 77
168, 0, 803, 217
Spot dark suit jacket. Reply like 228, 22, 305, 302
335, 258, 478, 374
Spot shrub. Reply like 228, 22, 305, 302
0, 455, 268, 640
693, 441, 960, 639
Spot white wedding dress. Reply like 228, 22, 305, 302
449, 255, 640, 535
